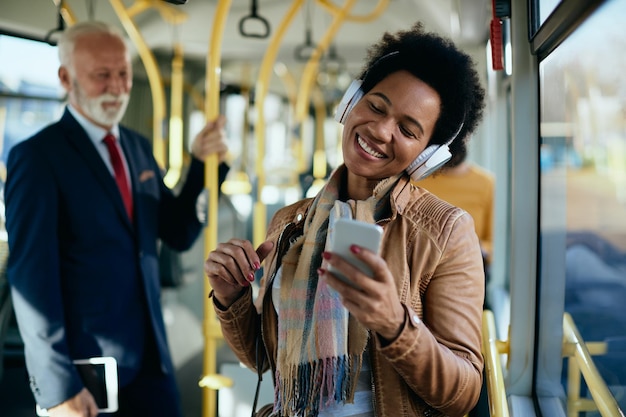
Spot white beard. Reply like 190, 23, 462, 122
73, 81, 129, 127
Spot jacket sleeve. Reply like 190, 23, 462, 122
212, 200, 308, 372
5, 140, 84, 409
211, 202, 281, 371
378, 210, 485, 416
213, 288, 260, 370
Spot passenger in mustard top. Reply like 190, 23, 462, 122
415, 147, 494, 266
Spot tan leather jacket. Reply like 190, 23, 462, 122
214, 175, 484, 417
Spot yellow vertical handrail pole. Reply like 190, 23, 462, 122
296, 0, 392, 123
311, 87, 327, 181
293, 0, 357, 172
236, 64, 253, 191
108, 0, 168, 168
163, 43, 184, 188
274, 63, 298, 111
482, 310, 511, 417
294, 0, 356, 127
566, 352, 582, 417
52, 0, 77, 25
200, 2, 232, 417
296, 0, 389, 180
54, 0, 182, 171
253, 0, 306, 247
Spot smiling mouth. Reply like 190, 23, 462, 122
357, 135, 385, 158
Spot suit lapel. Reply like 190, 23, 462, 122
60, 109, 134, 230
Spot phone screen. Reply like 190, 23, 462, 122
328, 218, 383, 288
75, 362, 108, 408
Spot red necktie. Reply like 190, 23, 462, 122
103, 133, 133, 221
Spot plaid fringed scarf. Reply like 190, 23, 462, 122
275, 166, 401, 416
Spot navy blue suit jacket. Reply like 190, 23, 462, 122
4, 108, 226, 409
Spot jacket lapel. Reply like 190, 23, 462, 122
59, 109, 134, 229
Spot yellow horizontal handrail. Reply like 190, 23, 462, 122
482, 310, 511, 417
126, 0, 187, 24
562, 313, 623, 417
316, 0, 389, 22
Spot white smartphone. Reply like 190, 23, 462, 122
328, 218, 383, 289
36, 356, 119, 416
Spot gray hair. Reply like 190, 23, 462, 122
57, 21, 128, 70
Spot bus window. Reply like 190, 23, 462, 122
0, 34, 64, 238
0, 34, 64, 180
538, 0, 562, 26
539, 0, 626, 412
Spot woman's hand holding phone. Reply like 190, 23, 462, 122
323, 219, 406, 341
326, 219, 383, 289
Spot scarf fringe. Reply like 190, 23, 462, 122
275, 353, 363, 416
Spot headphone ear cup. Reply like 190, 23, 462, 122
406, 144, 452, 181
334, 79, 364, 124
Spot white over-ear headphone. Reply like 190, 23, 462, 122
334, 78, 462, 181
334, 79, 364, 124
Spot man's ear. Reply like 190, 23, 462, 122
58, 66, 71, 91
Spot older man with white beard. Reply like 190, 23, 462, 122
4, 20, 229, 417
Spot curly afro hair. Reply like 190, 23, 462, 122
357, 22, 485, 165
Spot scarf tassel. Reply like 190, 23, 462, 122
275, 354, 363, 416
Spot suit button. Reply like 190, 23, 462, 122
29, 376, 40, 395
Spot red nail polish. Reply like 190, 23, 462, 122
322, 252, 331, 260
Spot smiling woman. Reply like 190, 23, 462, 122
205, 22, 486, 417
